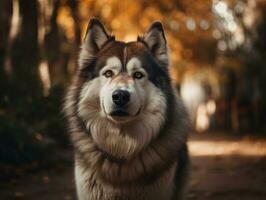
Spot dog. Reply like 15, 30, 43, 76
64, 17, 190, 200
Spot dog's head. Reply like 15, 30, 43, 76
75, 18, 173, 158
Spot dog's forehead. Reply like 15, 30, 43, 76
99, 41, 147, 69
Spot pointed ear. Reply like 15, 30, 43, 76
79, 18, 113, 69
141, 21, 169, 68
84, 17, 111, 50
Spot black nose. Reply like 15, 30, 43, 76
112, 90, 130, 107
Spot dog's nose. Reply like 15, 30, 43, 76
112, 90, 130, 107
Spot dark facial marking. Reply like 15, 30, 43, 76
80, 41, 125, 79
96, 41, 150, 74
125, 42, 170, 88
79, 39, 170, 89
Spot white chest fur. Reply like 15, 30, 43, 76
75, 161, 177, 200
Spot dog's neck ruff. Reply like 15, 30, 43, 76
80, 119, 127, 163
72, 101, 188, 186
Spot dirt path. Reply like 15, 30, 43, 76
1, 132, 266, 200
188, 133, 266, 200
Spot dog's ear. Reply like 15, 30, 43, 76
141, 21, 169, 68
79, 18, 113, 69
83, 17, 111, 51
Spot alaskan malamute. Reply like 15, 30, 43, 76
64, 18, 190, 200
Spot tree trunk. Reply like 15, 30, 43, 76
11, 0, 42, 98
68, 0, 81, 72
0, 0, 12, 84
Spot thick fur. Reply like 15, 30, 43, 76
64, 18, 190, 200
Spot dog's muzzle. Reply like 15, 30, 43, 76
110, 89, 130, 117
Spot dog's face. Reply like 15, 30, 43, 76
99, 55, 148, 123
75, 18, 172, 158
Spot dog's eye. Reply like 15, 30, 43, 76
133, 72, 144, 79
103, 70, 114, 78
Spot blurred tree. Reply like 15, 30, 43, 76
0, 0, 12, 80
213, 0, 266, 133
12, 0, 42, 95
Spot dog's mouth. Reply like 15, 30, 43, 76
110, 108, 130, 117
106, 107, 142, 123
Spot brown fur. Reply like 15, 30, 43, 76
64, 18, 190, 200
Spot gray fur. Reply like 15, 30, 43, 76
64, 18, 191, 200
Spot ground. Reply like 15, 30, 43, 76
188, 132, 266, 200
1, 132, 266, 200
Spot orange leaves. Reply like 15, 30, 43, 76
57, 0, 216, 82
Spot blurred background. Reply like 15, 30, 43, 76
0, 0, 266, 199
